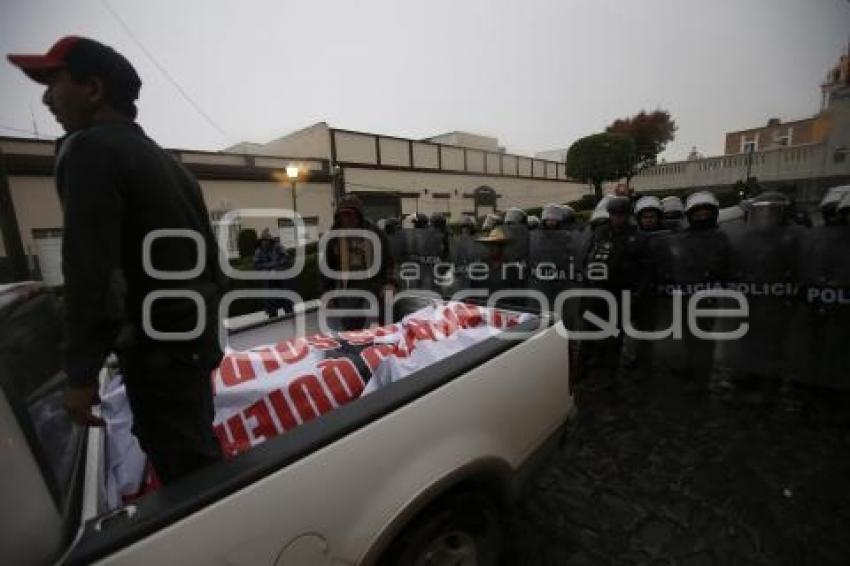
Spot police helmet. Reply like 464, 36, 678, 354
481, 213, 503, 232
838, 191, 850, 217
430, 213, 447, 230
413, 213, 429, 228
503, 207, 528, 225
820, 185, 850, 220
560, 204, 577, 228
527, 215, 540, 230
541, 204, 566, 229
661, 196, 685, 218
685, 191, 720, 214
384, 217, 400, 234
606, 195, 632, 215
684, 191, 720, 225
635, 196, 663, 215
589, 207, 609, 226
460, 216, 478, 233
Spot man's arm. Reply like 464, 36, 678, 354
58, 135, 124, 400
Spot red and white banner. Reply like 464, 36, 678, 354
102, 301, 533, 506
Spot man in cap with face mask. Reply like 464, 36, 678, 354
7, 36, 225, 482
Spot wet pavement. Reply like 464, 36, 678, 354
501, 368, 850, 566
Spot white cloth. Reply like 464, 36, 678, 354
101, 302, 536, 509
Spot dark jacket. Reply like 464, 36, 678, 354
253, 241, 292, 271
55, 120, 224, 386
319, 204, 394, 294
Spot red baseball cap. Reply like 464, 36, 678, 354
7, 36, 141, 99
7, 36, 82, 83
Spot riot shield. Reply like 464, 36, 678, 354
412, 227, 444, 292
715, 223, 802, 381
401, 228, 420, 289
384, 231, 407, 289
787, 224, 850, 390
499, 224, 530, 292
652, 228, 731, 383
529, 229, 580, 314
449, 233, 486, 294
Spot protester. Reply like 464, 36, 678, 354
253, 228, 294, 318
8, 36, 224, 483
320, 195, 395, 329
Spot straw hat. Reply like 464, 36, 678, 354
476, 226, 512, 245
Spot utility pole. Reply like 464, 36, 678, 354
0, 148, 30, 281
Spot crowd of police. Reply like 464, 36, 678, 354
375, 186, 850, 400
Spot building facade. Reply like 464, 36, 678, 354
627, 49, 850, 203
0, 124, 585, 284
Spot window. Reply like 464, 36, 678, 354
279, 216, 319, 248
835, 147, 848, 164
210, 214, 240, 259
774, 127, 792, 147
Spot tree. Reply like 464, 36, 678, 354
606, 109, 677, 186
566, 133, 636, 198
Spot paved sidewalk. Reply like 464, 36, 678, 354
501, 371, 850, 566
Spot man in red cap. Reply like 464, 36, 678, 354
8, 37, 224, 483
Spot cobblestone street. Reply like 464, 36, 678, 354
502, 369, 850, 566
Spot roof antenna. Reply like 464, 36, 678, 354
29, 101, 39, 139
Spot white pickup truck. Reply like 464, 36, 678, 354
0, 283, 574, 566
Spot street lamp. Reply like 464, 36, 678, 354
286, 164, 299, 211
286, 164, 300, 245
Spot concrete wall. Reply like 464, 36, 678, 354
5, 173, 336, 254
201, 179, 335, 235
342, 168, 586, 219
629, 141, 850, 204
8, 176, 64, 256
426, 132, 500, 152
331, 129, 568, 180
251, 122, 332, 159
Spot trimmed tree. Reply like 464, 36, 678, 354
606, 109, 677, 186
566, 133, 636, 198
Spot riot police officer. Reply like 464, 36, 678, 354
429, 213, 450, 260
530, 204, 582, 320
630, 196, 672, 378
500, 208, 531, 295
717, 191, 802, 399
481, 213, 503, 233
527, 215, 541, 230
559, 205, 578, 231
635, 196, 665, 233
450, 216, 485, 294
788, 189, 850, 394
400, 213, 430, 289
578, 196, 640, 379
654, 191, 730, 386
382, 217, 406, 286
661, 195, 686, 231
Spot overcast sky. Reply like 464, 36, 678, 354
1, 0, 848, 160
